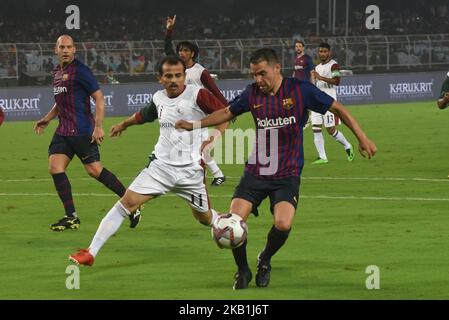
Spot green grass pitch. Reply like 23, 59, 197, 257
0, 100, 448, 299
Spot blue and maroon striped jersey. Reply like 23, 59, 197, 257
229, 77, 334, 179
293, 54, 314, 81
52, 59, 100, 136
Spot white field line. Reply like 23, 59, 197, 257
1, 193, 449, 202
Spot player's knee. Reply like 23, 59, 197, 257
326, 127, 336, 135
85, 166, 101, 178
118, 196, 138, 214
274, 218, 293, 231
48, 165, 64, 175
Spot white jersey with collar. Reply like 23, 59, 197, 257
152, 85, 208, 167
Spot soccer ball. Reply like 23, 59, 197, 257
211, 213, 248, 249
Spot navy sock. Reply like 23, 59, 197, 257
260, 225, 291, 263
97, 168, 126, 197
232, 240, 250, 272
52, 172, 76, 217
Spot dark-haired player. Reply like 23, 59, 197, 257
176, 48, 377, 290
292, 40, 314, 82
34, 35, 140, 231
165, 15, 228, 186
310, 42, 354, 164
69, 56, 227, 267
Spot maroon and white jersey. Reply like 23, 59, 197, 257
315, 59, 341, 99
185, 63, 228, 106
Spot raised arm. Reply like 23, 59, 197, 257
164, 15, 177, 56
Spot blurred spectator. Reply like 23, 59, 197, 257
103, 68, 120, 84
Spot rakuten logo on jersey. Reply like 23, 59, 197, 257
53, 87, 67, 95
256, 116, 296, 129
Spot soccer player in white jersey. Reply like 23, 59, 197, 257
165, 15, 228, 186
68, 56, 228, 266
310, 42, 354, 164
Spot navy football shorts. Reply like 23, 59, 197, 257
232, 171, 300, 216
48, 133, 100, 164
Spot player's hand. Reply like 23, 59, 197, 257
175, 120, 194, 131
444, 92, 449, 103
33, 118, 50, 135
91, 126, 104, 145
358, 137, 377, 159
109, 122, 126, 137
166, 14, 176, 30
201, 136, 215, 153
311, 70, 320, 80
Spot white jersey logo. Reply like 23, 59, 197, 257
152, 85, 208, 166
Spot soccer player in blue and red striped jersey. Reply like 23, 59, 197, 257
34, 35, 140, 231
292, 40, 314, 82
176, 48, 377, 289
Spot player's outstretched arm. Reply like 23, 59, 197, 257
109, 114, 139, 137
329, 101, 377, 159
175, 107, 235, 131
34, 103, 58, 135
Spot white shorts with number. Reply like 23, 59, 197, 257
128, 159, 210, 213
311, 110, 341, 128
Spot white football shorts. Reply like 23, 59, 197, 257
128, 159, 210, 213
311, 110, 341, 128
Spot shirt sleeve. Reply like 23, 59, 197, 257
307, 56, 315, 72
330, 63, 341, 78
228, 85, 251, 116
135, 100, 158, 123
301, 81, 334, 115
196, 88, 226, 114
78, 65, 100, 95
164, 29, 176, 56
200, 69, 228, 106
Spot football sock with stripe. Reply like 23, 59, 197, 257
51, 172, 76, 218
232, 239, 250, 272
97, 168, 126, 197
259, 225, 291, 263
332, 130, 351, 149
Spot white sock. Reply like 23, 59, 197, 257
313, 131, 327, 160
89, 201, 128, 257
332, 130, 352, 150
205, 158, 223, 178
210, 208, 219, 226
